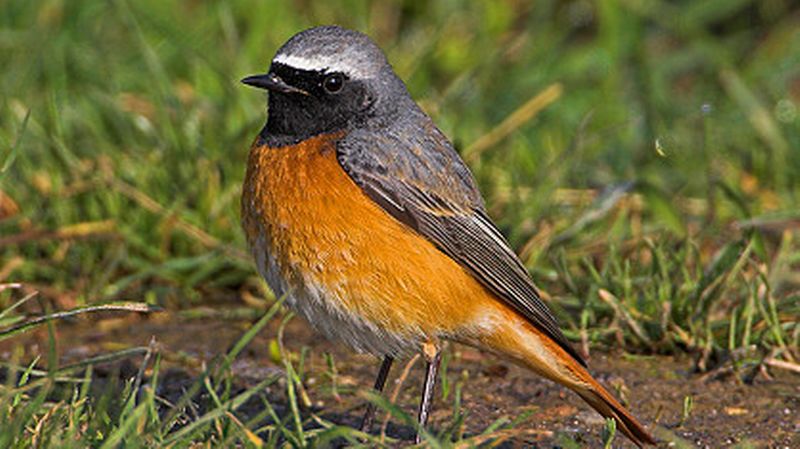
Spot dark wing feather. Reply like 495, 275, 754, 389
337, 124, 586, 367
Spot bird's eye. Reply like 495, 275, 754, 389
323, 73, 344, 94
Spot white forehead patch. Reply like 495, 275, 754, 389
273, 53, 368, 79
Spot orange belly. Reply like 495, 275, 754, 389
241, 133, 501, 355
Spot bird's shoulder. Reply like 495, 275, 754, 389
336, 114, 484, 218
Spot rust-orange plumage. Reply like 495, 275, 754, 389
241, 26, 656, 446
242, 134, 494, 350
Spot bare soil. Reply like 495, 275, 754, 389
3, 312, 798, 448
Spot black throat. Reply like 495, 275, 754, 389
260, 63, 374, 147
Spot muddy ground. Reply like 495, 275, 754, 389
3, 311, 798, 448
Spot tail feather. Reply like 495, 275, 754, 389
476, 311, 657, 446
575, 378, 657, 447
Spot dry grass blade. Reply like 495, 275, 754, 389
108, 178, 249, 262
734, 214, 800, 232
763, 357, 800, 375
0, 302, 157, 341
0, 283, 23, 292
464, 83, 563, 163
0, 220, 116, 247
598, 289, 653, 347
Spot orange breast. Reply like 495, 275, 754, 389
241, 133, 498, 353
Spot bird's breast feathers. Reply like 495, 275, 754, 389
241, 133, 495, 356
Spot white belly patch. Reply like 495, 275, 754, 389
248, 231, 417, 357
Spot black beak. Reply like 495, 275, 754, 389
241, 73, 308, 95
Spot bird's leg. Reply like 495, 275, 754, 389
415, 343, 442, 444
359, 355, 394, 433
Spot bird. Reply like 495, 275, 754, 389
240, 25, 656, 447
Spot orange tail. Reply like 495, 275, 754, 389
574, 376, 657, 447
473, 309, 657, 447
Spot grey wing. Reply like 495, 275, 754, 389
336, 127, 586, 367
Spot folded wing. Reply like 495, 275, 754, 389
337, 126, 586, 367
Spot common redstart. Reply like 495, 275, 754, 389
241, 25, 656, 447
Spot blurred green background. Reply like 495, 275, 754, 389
1, 1, 798, 447
1, 0, 798, 354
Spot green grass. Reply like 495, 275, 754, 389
1, 0, 799, 447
